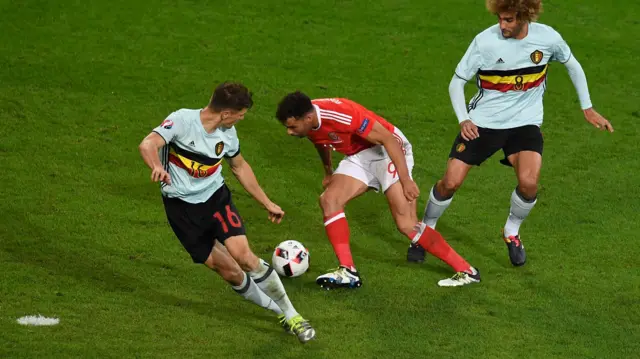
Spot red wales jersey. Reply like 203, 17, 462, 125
308, 98, 396, 156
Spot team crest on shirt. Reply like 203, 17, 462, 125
456, 143, 466, 153
215, 141, 224, 156
161, 119, 174, 129
328, 132, 342, 143
530, 50, 544, 64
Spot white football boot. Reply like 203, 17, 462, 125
437, 267, 481, 287
316, 266, 362, 290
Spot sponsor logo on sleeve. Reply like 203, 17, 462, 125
357, 118, 370, 134
161, 119, 174, 129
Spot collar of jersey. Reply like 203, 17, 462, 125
198, 108, 223, 137
311, 104, 322, 131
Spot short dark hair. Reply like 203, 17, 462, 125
275, 91, 314, 123
208, 82, 253, 112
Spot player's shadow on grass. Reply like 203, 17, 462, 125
5, 226, 281, 334
435, 221, 510, 269
104, 181, 164, 205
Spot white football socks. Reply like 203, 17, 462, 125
422, 186, 453, 229
232, 272, 282, 315
504, 189, 537, 238
249, 259, 299, 320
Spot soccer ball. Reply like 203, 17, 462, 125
272, 240, 309, 277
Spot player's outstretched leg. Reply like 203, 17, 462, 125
249, 259, 315, 342
205, 242, 284, 315
411, 224, 481, 287
386, 182, 479, 287
411, 224, 481, 286
225, 236, 315, 343
205, 244, 296, 335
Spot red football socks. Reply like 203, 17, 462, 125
323, 211, 355, 270
410, 224, 470, 273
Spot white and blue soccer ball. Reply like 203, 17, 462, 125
272, 240, 309, 278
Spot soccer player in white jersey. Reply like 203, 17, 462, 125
138, 82, 315, 343
408, 0, 614, 268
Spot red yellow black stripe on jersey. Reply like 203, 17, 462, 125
168, 143, 222, 178
478, 64, 548, 92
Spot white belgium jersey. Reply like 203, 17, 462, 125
153, 109, 240, 203
455, 23, 573, 129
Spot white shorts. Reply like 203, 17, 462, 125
334, 127, 414, 193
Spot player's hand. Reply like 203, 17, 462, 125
264, 202, 285, 224
322, 175, 333, 189
584, 108, 614, 133
151, 166, 171, 185
460, 120, 480, 141
401, 178, 420, 202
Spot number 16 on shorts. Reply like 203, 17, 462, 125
212, 204, 246, 239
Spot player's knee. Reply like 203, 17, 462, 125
207, 262, 243, 285
234, 250, 260, 272
217, 266, 244, 286
319, 192, 344, 215
517, 179, 538, 199
439, 178, 462, 196
205, 255, 244, 285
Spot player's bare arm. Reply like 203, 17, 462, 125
138, 132, 171, 185
227, 154, 284, 223
314, 143, 333, 175
364, 122, 420, 201
314, 143, 333, 188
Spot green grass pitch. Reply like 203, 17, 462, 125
1, 1, 639, 358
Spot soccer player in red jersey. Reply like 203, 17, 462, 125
276, 91, 480, 288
